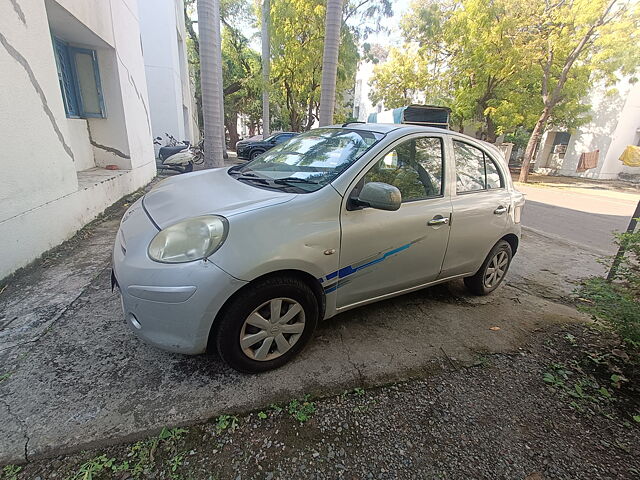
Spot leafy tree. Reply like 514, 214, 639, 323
266, 0, 356, 131
517, 0, 640, 181
369, 47, 426, 109
369, 0, 639, 162
263, 0, 390, 131
221, 26, 262, 145
185, 0, 261, 144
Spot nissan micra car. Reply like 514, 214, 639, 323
113, 124, 524, 373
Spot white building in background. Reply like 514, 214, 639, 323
0, 0, 156, 279
535, 78, 640, 180
352, 60, 384, 122
138, 0, 198, 144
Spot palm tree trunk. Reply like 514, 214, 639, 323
261, 0, 271, 138
197, 0, 225, 168
318, 0, 344, 127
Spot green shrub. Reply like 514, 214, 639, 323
578, 224, 640, 346
579, 277, 640, 346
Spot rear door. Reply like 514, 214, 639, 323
441, 138, 511, 277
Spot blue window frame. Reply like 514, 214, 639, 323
53, 37, 105, 119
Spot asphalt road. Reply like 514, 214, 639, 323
518, 185, 639, 254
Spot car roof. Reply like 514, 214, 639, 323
329, 123, 505, 159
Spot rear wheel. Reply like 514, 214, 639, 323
250, 149, 264, 160
214, 276, 318, 373
463, 240, 512, 295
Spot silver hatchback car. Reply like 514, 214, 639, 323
113, 124, 524, 372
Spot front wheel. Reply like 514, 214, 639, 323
213, 276, 318, 373
464, 240, 513, 295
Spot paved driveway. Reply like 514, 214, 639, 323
0, 192, 601, 464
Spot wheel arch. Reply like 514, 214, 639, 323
501, 233, 519, 256
207, 269, 326, 351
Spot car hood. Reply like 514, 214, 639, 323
142, 168, 296, 228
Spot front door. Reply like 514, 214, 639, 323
336, 135, 452, 309
441, 138, 511, 277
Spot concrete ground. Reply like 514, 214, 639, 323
0, 176, 621, 465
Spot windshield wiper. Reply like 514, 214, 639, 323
273, 177, 320, 186
237, 175, 269, 184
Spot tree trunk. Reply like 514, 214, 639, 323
519, 107, 551, 183
485, 115, 497, 143
197, 0, 225, 168
318, 0, 344, 126
261, 0, 270, 138
226, 110, 239, 149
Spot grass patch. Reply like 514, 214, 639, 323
287, 395, 316, 423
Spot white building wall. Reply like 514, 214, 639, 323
558, 78, 640, 179
138, 0, 198, 144
352, 61, 384, 122
0, 0, 156, 279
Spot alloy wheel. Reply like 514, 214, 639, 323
239, 298, 305, 361
484, 250, 509, 288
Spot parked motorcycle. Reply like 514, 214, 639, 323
154, 133, 204, 174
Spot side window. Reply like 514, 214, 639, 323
360, 137, 444, 202
453, 140, 504, 193
274, 134, 292, 144
485, 157, 503, 189
53, 37, 105, 118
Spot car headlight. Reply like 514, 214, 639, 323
148, 215, 228, 263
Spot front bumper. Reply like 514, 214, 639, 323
112, 200, 247, 354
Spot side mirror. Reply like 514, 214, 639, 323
355, 182, 401, 211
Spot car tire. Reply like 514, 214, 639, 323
250, 149, 264, 160
213, 276, 318, 373
463, 240, 513, 296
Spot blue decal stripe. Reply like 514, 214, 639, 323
319, 240, 418, 291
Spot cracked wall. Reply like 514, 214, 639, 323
0, 0, 155, 279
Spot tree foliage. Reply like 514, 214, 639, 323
266, 0, 356, 131
369, 0, 640, 149
185, 0, 262, 142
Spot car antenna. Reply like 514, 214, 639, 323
342, 121, 366, 127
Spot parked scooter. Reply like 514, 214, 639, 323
154, 133, 204, 174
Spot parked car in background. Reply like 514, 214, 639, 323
235, 132, 298, 160
113, 124, 524, 373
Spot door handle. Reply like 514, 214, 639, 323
494, 205, 508, 215
427, 215, 449, 226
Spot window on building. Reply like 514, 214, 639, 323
53, 37, 105, 119
453, 140, 504, 193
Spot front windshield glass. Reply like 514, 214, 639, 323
231, 128, 383, 193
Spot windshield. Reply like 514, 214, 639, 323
230, 128, 383, 193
